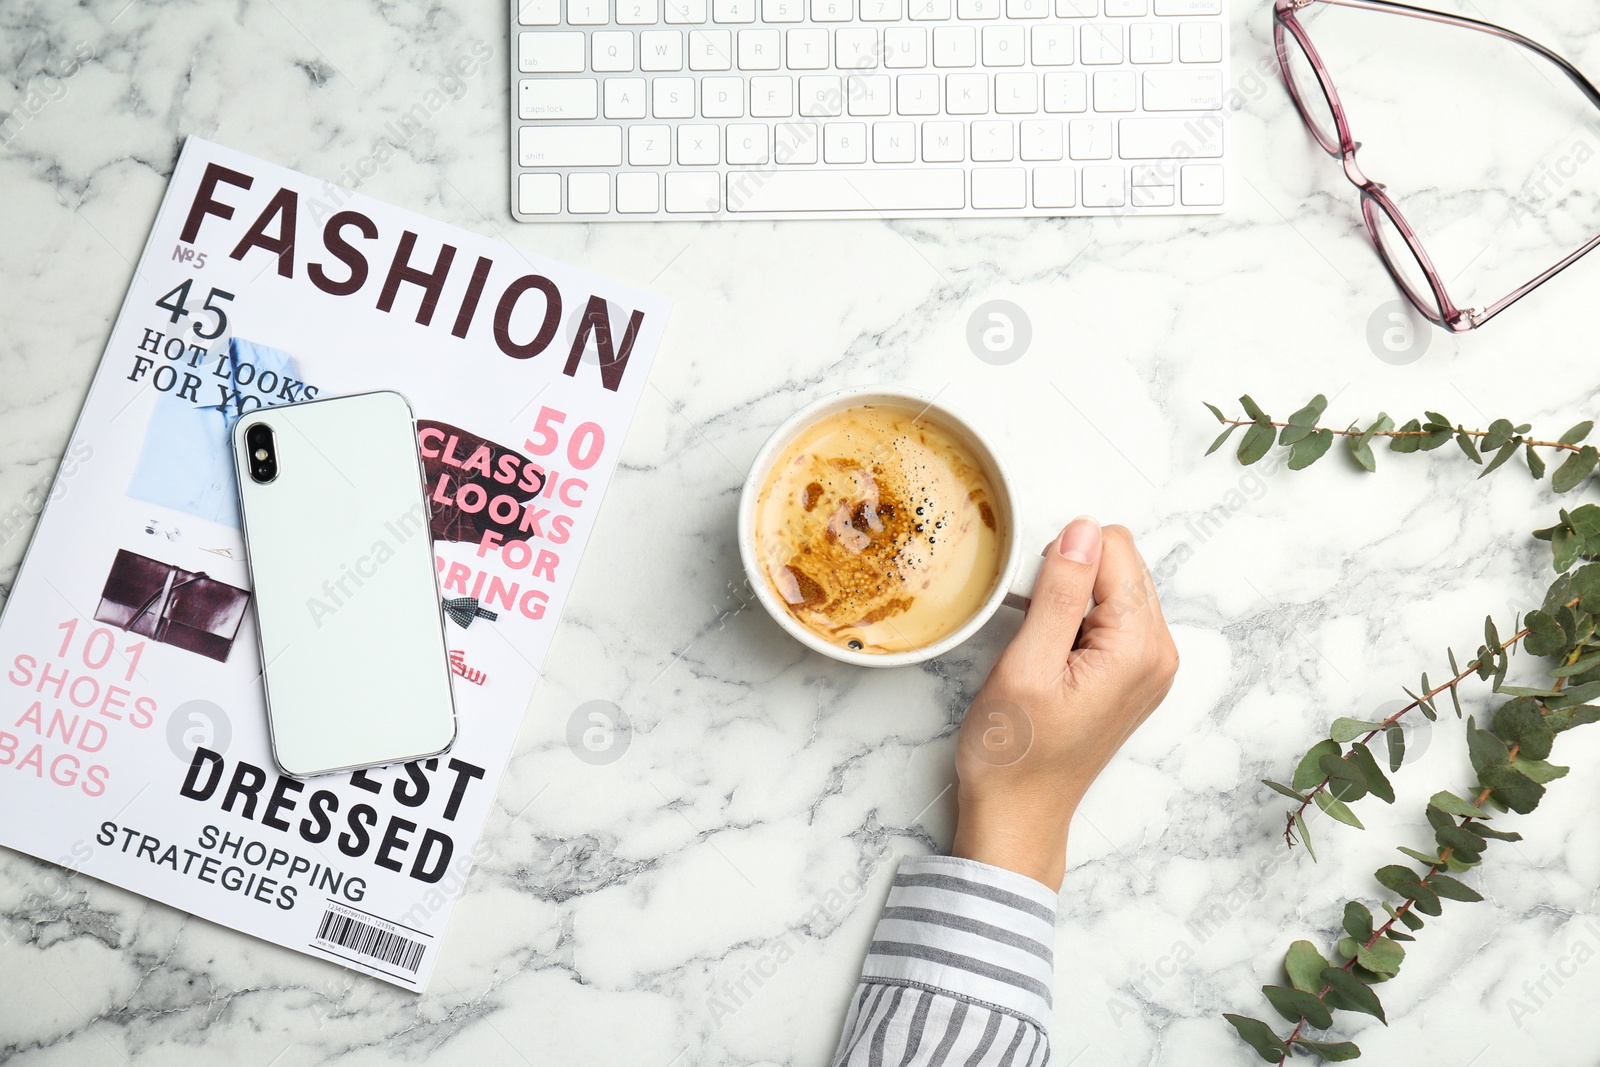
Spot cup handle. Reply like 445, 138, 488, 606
1000, 551, 1096, 616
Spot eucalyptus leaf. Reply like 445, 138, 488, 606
1319, 752, 1369, 802
1356, 936, 1404, 976
1511, 757, 1569, 784
1294, 739, 1342, 791
1206, 423, 1241, 455
1204, 401, 1227, 423
1225, 1014, 1292, 1062
1343, 900, 1374, 942
1385, 725, 1405, 772
1239, 421, 1275, 465
1480, 440, 1519, 478
1329, 717, 1382, 743
1527, 443, 1547, 479
1265, 780, 1311, 802
1479, 764, 1545, 814
1289, 428, 1336, 470
1264, 984, 1334, 1029
1426, 874, 1484, 903
1315, 790, 1365, 829
1428, 791, 1488, 819
1292, 1038, 1362, 1061
1295, 809, 1316, 861
1491, 697, 1554, 760
1239, 395, 1269, 423
1456, 431, 1482, 464
1552, 445, 1600, 493
1285, 940, 1332, 994
1319, 967, 1386, 1023
1347, 744, 1394, 804
1559, 420, 1594, 446
1396, 845, 1441, 866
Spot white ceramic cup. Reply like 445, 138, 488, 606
737, 387, 1044, 668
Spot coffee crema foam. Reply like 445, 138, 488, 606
753, 403, 1007, 655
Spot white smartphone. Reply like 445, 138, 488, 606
231, 390, 457, 777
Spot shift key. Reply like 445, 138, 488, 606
519, 126, 623, 166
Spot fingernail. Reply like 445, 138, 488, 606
1058, 516, 1101, 564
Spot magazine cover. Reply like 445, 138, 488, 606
0, 137, 669, 991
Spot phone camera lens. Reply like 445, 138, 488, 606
246, 424, 277, 484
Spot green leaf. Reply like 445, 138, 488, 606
1482, 418, 1516, 452
1346, 744, 1394, 803
1292, 1038, 1362, 1061
1294, 739, 1342, 791
1394, 905, 1424, 931
1265, 780, 1310, 802
1319, 752, 1369, 802
1239, 395, 1269, 423
1493, 686, 1563, 699
1553, 526, 1580, 573
1385, 725, 1404, 772
1264, 984, 1334, 1030
1479, 764, 1545, 814
1225, 1015, 1292, 1062
1315, 790, 1365, 828
1375, 864, 1423, 896
1485, 615, 1502, 653
1239, 421, 1275, 465
1419, 424, 1452, 450
1349, 435, 1377, 473
1547, 703, 1600, 732
1511, 756, 1569, 784
1390, 418, 1423, 454
1480, 440, 1519, 478
1285, 940, 1331, 994
1329, 717, 1381, 743
1336, 936, 1360, 961
1559, 420, 1594, 446
1552, 445, 1600, 493
1426, 874, 1484, 903
1205, 423, 1241, 456
1456, 430, 1482, 464
1491, 697, 1554, 760
1295, 809, 1316, 862
1434, 822, 1484, 863
1410, 885, 1443, 916
1386, 928, 1415, 942
1550, 651, 1600, 677
1429, 791, 1488, 819
1397, 845, 1441, 866
1280, 395, 1329, 444
1424, 411, 1450, 429
1320, 967, 1386, 1023
1526, 443, 1547, 479
1523, 611, 1565, 657
1342, 900, 1374, 942
1204, 401, 1227, 423
1289, 428, 1336, 470
1356, 936, 1404, 976
1467, 822, 1523, 843
1547, 680, 1600, 709
1466, 717, 1511, 777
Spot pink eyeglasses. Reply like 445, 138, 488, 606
1274, 0, 1600, 331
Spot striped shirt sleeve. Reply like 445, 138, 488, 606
830, 855, 1058, 1067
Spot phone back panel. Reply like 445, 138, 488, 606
232, 391, 456, 776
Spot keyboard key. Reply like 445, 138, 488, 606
1020, 118, 1063, 159
1118, 116, 1222, 156
739, 29, 781, 69
922, 120, 965, 161
641, 31, 685, 70
1143, 69, 1223, 110
518, 0, 560, 25
1154, 0, 1220, 12
652, 77, 696, 117
1093, 70, 1136, 112
860, 0, 904, 19
630, 124, 672, 163
763, 0, 804, 20
885, 27, 928, 67
666, 172, 721, 211
664, 0, 707, 21
604, 78, 648, 118
874, 121, 918, 161
910, 0, 951, 17
713, 0, 756, 20
1067, 117, 1111, 158
1181, 162, 1224, 205
750, 75, 795, 116
519, 31, 584, 73
1031, 25, 1072, 64
1032, 166, 1076, 208
1056, 0, 1095, 14
946, 72, 988, 113
518, 173, 561, 214
800, 75, 844, 115
1132, 184, 1175, 207
519, 78, 599, 120
837, 28, 880, 68
1079, 25, 1122, 63
1178, 22, 1222, 62
568, 173, 611, 213
690, 30, 734, 69
1007, 0, 1048, 16
824, 121, 868, 162
616, 0, 660, 23
983, 25, 1024, 66
702, 76, 746, 116
933, 26, 977, 66
519, 126, 623, 166
787, 28, 831, 69
1043, 71, 1087, 111
1081, 164, 1125, 206
812, 0, 852, 20
848, 74, 892, 115
957, 0, 1000, 17
970, 120, 1014, 161
616, 172, 660, 212
972, 168, 1025, 208
994, 72, 1037, 113
776, 121, 820, 162
1129, 23, 1172, 63
897, 73, 941, 114
725, 168, 965, 210
592, 31, 635, 71
1104, 0, 1145, 13
727, 123, 770, 162
677, 123, 722, 163
568, 0, 608, 24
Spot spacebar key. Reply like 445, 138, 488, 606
726, 169, 966, 212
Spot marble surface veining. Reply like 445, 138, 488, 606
4, 0, 1600, 1063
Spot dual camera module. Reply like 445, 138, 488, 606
245, 422, 278, 484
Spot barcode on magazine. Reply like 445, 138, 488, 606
315, 908, 426, 974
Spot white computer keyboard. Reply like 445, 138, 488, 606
509, 0, 1228, 221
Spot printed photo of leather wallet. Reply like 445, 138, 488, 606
94, 548, 251, 662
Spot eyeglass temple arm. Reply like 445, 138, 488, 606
1317, 0, 1600, 112
1473, 231, 1600, 328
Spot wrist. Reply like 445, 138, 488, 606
951, 796, 1074, 892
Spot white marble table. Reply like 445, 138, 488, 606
4, 0, 1600, 1063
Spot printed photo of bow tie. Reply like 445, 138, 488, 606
443, 597, 499, 629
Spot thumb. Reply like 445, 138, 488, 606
1009, 517, 1102, 670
